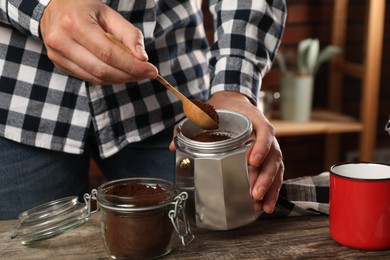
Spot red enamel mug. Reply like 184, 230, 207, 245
329, 162, 390, 250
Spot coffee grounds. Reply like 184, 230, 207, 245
103, 183, 174, 259
109, 183, 164, 196
191, 99, 219, 124
106, 183, 169, 207
191, 132, 231, 142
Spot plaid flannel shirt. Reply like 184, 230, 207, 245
0, 0, 286, 158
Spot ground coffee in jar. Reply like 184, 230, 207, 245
95, 178, 191, 259
11, 178, 194, 259
103, 183, 171, 259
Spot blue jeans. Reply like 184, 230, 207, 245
0, 127, 175, 220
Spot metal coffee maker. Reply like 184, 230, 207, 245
174, 110, 261, 230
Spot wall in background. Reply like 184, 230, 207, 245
272, 0, 389, 177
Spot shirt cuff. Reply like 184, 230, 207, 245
7, 0, 51, 38
209, 56, 263, 104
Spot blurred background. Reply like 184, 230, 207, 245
258, 0, 389, 179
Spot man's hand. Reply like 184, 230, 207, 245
40, 0, 158, 84
208, 91, 284, 214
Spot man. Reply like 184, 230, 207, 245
0, 0, 286, 219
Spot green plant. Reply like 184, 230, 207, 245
276, 38, 342, 76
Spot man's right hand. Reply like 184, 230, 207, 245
40, 0, 158, 84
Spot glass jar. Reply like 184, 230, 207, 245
94, 178, 192, 259
12, 178, 193, 259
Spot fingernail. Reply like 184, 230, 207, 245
136, 45, 148, 59
252, 154, 262, 166
257, 186, 266, 200
266, 199, 277, 213
254, 201, 263, 212
146, 70, 157, 78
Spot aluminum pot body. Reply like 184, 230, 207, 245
175, 110, 260, 230
329, 162, 390, 250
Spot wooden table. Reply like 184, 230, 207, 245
1, 214, 389, 259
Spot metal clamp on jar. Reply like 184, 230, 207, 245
175, 110, 261, 230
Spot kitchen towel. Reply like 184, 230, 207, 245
263, 172, 330, 218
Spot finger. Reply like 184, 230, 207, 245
251, 138, 283, 201
109, 27, 149, 62
168, 124, 180, 151
54, 63, 99, 85
169, 140, 176, 152
76, 32, 157, 81
262, 161, 284, 213
96, 6, 150, 61
55, 61, 146, 85
247, 164, 259, 194
253, 199, 263, 212
48, 38, 148, 84
79, 8, 158, 77
248, 117, 275, 167
248, 165, 264, 212
53, 53, 147, 85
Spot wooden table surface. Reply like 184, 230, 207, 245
1, 214, 389, 259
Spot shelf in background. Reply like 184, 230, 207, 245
271, 110, 363, 137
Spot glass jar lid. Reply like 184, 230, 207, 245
11, 196, 89, 244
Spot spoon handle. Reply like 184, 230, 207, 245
155, 75, 187, 103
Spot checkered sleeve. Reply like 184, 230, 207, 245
207, 0, 286, 104
1, 0, 50, 38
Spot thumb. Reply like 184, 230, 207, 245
102, 9, 149, 61
123, 25, 149, 61
112, 25, 149, 62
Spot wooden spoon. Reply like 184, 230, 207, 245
105, 33, 219, 130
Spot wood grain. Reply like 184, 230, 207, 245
1, 214, 389, 259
